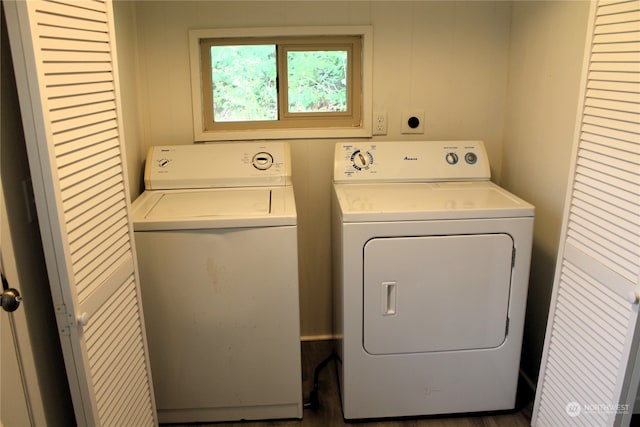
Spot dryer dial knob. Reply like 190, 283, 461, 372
351, 150, 373, 170
465, 152, 478, 165
445, 152, 459, 165
252, 152, 274, 170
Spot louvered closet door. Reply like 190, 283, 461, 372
532, 1, 640, 426
4, 1, 157, 426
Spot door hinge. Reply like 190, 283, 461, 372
55, 304, 73, 336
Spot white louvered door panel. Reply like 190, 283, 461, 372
533, 0, 640, 426
4, 1, 157, 426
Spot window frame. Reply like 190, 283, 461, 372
189, 26, 372, 141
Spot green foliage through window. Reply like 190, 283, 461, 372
211, 45, 277, 122
287, 50, 348, 113
210, 45, 349, 122
197, 32, 365, 134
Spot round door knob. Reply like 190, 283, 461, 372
78, 312, 90, 327
1, 288, 22, 312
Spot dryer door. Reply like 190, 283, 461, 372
363, 233, 514, 355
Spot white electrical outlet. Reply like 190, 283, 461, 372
373, 111, 387, 135
401, 110, 425, 134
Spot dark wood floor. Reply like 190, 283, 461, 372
164, 340, 533, 427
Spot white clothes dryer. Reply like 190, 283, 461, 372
131, 142, 301, 424
332, 141, 534, 420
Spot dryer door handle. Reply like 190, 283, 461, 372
382, 282, 397, 316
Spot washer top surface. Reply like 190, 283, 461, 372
146, 188, 270, 218
132, 186, 296, 230
132, 142, 296, 230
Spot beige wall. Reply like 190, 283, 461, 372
502, 1, 590, 382
113, 0, 146, 199
115, 0, 513, 339
114, 3, 591, 381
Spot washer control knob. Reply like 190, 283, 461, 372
445, 152, 459, 165
252, 152, 274, 170
465, 152, 478, 165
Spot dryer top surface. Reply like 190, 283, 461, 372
333, 181, 534, 222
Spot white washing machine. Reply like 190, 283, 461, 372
332, 140, 534, 420
131, 142, 302, 424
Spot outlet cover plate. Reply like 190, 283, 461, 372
373, 111, 387, 135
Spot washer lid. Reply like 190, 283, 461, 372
333, 181, 534, 222
146, 189, 270, 219
131, 186, 296, 230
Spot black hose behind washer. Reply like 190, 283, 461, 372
307, 351, 337, 411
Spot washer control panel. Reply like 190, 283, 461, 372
145, 142, 291, 189
334, 140, 490, 183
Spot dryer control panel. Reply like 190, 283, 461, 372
333, 140, 491, 183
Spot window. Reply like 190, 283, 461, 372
201, 37, 360, 129
190, 27, 372, 141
